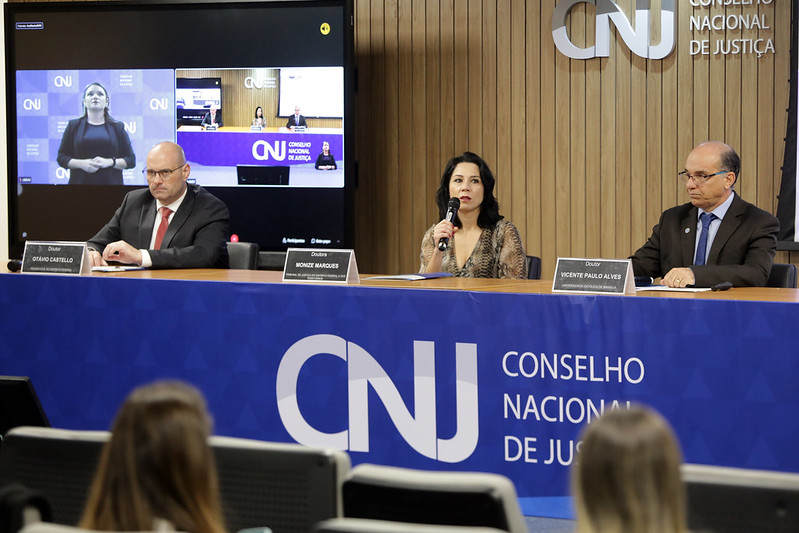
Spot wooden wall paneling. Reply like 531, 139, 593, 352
496, 0, 513, 226
599, 25, 618, 261
630, 52, 647, 252
397, 0, 414, 274
568, 4, 587, 258
453, 2, 470, 153
411, 0, 428, 273
510, 0, 527, 249
708, 15, 727, 143
675, 2, 694, 215
661, 52, 678, 218
614, 37, 632, 258
482, 1, 498, 173
584, 10, 601, 259
756, 2, 776, 211
739, 43, 759, 204
425, 0, 442, 262
468, 0, 483, 154
540, 3, 557, 277
384, 1, 400, 272
723, 4, 743, 154
525, 1, 542, 263
495, 0, 511, 225
554, 29, 571, 261
692, 6, 710, 143
440, 0, 455, 169
369, 0, 387, 272
645, 57, 663, 250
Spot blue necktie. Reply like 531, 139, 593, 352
694, 212, 716, 266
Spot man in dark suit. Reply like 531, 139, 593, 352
201, 105, 223, 128
631, 141, 778, 288
286, 105, 307, 130
88, 141, 229, 269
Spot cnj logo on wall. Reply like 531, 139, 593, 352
276, 334, 479, 463
553, 0, 676, 60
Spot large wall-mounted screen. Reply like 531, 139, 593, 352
5, 0, 354, 258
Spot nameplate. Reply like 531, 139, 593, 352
22, 241, 91, 275
204, 124, 218, 131
250, 125, 263, 131
293, 126, 306, 132
283, 248, 359, 283
552, 258, 634, 295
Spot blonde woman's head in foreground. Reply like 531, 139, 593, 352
573, 405, 687, 533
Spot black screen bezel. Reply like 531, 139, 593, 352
5, 0, 355, 258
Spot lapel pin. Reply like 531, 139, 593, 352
684, 228, 690, 233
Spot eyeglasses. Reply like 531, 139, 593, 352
677, 170, 727, 184
142, 164, 186, 181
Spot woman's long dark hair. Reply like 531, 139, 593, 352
435, 151, 502, 229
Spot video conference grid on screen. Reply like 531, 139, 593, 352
6, 1, 353, 256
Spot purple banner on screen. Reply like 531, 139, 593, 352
177, 131, 343, 168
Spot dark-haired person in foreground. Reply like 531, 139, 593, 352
419, 151, 527, 278
79, 380, 227, 533
572, 405, 688, 533
630, 141, 778, 287
87, 141, 229, 268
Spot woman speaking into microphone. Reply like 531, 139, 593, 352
419, 151, 527, 278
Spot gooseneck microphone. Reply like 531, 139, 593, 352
7, 259, 22, 272
438, 197, 461, 252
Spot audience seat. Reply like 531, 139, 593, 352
0, 427, 350, 532
227, 242, 260, 270
682, 463, 799, 533
341, 464, 527, 533
766, 263, 797, 288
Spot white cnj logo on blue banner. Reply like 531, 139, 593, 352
276, 334, 479, 463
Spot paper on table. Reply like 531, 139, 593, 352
92, 265, 145, 272
636, 285, 711, 293
367, 273, 454, 281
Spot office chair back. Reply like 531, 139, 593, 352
342, 464, 527, 533
682, 463, 799, 533
0, 427, 350, 533
525, 256, 541, 280
227, 242, 260, 270
315, 518, 509, 533
766, 263, 797, 288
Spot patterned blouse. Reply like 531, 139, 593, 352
419, 219, 528, 279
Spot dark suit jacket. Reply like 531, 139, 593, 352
286, 114, 307, 128
630, 193, 779, 287
57, 116, 136, 185
201, 111, 223, 127
88, 184, 230, 268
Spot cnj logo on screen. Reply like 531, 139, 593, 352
553, 0, 675, 60
276, 334, 479, 463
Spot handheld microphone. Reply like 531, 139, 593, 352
7, 259, 22, 272
438, 197, 461, 252
711, 282, 733, 292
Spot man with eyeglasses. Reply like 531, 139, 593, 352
630, 141, 778, 288
87, 141, 229, 268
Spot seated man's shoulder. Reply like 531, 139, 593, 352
190, 184, 229, 211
